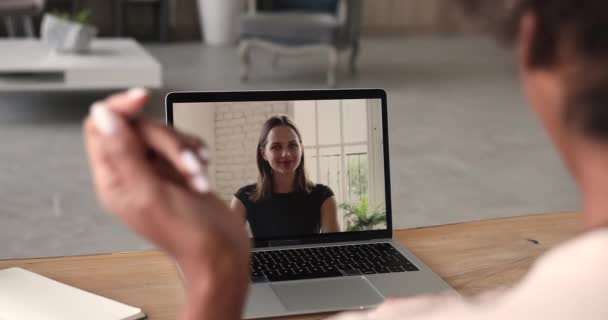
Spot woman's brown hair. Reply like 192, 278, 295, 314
250, 114, 313, 202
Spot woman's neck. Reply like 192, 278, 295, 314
272, 172, 296, 193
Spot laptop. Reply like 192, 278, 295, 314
165, 89, 452, 319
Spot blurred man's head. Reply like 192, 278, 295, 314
503, 0, 608, 228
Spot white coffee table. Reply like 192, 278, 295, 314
0, 39, 162, 91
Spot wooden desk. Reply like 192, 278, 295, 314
0, 212, 580, 320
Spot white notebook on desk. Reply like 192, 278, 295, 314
0, 267, 146, 320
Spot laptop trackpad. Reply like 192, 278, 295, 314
271, 276, 384, 311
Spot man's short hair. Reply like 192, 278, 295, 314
506, 0, 608, 140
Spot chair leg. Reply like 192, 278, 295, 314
327, 47, 339, 87
159, 0, 169, 42
349, 41, 360, 75
239, 41, 253, 82
4, 16, 16, 37
70, 0, 79, 15
23, 16, 35, 38
113, 0, 124, 37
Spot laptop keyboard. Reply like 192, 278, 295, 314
250, 243, 419, 283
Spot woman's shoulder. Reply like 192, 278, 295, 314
311, 183, 335, 198
235, 183, 257, 200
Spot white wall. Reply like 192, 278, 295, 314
366, 99, 386, 208
175, 101, 291, 202
174, 103, 216, 183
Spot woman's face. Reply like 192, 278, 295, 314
261, 126, 303, 175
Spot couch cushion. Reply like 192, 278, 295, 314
240, 12, 340, 45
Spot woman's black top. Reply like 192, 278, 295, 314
234, 183, 334, 239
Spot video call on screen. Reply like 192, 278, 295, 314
174, 99, 387, 239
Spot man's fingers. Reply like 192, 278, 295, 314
149, 152, 189, 186
84, 118, 122, 200
132, 120, 211, 193
104, 87, 150, 117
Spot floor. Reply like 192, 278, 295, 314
0, 36, 578, 259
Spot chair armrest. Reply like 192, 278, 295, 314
336, 0, 347, 25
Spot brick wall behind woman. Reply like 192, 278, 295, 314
214, 101, 290, 202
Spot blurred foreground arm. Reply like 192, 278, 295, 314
83, 89, 251, 320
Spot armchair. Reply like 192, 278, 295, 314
239, 0, 362, 86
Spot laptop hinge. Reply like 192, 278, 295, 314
268, 239, 302, 247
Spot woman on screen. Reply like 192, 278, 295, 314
230, 114, 340, 238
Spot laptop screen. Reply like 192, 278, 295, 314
168, 90, 391, 245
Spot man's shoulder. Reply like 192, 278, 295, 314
536, 228, 608, 268
522, 228, 608, 294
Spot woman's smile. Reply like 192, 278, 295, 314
277, 159, 294, 168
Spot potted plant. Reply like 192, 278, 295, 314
197, 0, 243, 46
339, 195, 387, 231
41, 9, 98, 54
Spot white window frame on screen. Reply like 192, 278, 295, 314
290, 99, 385, 229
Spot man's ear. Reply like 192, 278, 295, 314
518, 12, 536, 73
